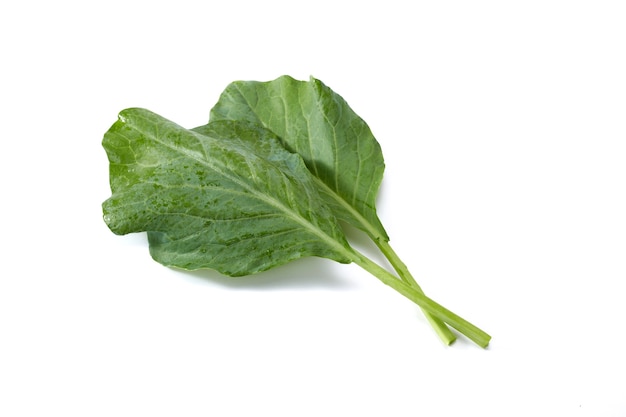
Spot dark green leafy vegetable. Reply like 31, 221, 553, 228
103, 108, 352, 275
102, 79, 491, 348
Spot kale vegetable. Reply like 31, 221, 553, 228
102, 77, 490, 348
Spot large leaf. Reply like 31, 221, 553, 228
208, 75, 389, 241
102, 108, 352, 275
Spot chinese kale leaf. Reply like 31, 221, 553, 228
102, 78, 491, 348
103, 108, 352, 275
208, 75, 388, 242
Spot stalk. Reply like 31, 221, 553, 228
312, 177, 456, 344
350, 249, 491, 348
311, 178, 476, 345
376, 239, 457, 345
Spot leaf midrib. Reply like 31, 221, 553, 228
311, 176, 385, 242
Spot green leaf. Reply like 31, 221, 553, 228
102, 108, 352, 276
208, 75, 388, 241
101, 83, 491, 348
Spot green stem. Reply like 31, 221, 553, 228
311, 177, 457, 344
309, 177, 482, 345
350, 249, 491, 348
376, 239, 457, 345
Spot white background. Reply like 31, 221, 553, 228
1, 1, 625, 416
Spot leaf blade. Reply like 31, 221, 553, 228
102, 108, 352, 275
209, 75, 389, 241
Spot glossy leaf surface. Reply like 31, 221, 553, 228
208, 75, 389, 241
102, 108, 352, 275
